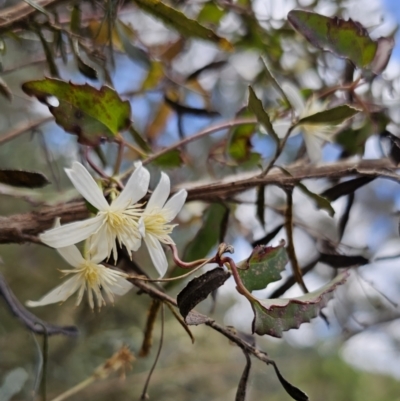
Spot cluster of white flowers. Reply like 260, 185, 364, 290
27, 162, 187, 309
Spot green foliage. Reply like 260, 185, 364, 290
132, 0, 233, 50
22, 79, 131, 145
288, 10, 392, 72
297, 104, 360, 125
183, 203, 228, 262
238, 242, 288, 292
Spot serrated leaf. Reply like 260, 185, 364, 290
22, 78, 131, 146
132, 0, 233, 51
177, 267, 230, 320
152, 149, 182, 168
288, 10, 393, 73
297, 105, 360, 126
238, 242, 288, 292
183, 203, 228, 262
250, 271, 348, 337
252, 224, 284, 247
0, 170, 50, 188
248, 86, 279, 144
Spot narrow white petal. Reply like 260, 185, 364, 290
40, 215, 105, 248
163, 190, 187, 221
88, 226, 110, 263
272, 121, 292, 139
110, 276, 134, 296
146, 172, 170, 211
112, 163, 150, 209
26, 275, 81, 307
65, 162, 109, 211
303, 133, 324, 164
282, 82, 305, 113
144, 234, 168, 278
56, 244, 85, 268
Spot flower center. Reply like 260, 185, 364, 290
82, 261, 100, 287
143, 210, 175, 242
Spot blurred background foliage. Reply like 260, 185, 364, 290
1, 0, 400, 400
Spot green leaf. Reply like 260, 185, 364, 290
296, 182, 335, 217
197, 2, 225, 25
34, 27, 59, 78
278, 167, 335, 216
152, 149, 182, 168
22, 78, 131, 146
288, 10, 393, 73
0, 170, 50, 188
250, 271, 349, 337
297, 105, 360, 126
260, 58, 292, 109
115, 20, 150, 69
248, 86, 279, 144
238, 242, 288, 292
183, 203, 228, 262
71, 39, 98, 80
132, 0, 233, 51
228, 111, 257, 163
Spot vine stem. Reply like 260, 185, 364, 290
119, 117, 257, 179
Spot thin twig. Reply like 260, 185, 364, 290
140, 303, 165, 400
284, 188, 309, 293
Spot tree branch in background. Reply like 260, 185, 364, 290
0, 158, 396, 244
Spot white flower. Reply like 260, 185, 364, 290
26, 242, 133, 309
139, 173, 187, 277
273, 83, 337, 163
40, 162, 150, 261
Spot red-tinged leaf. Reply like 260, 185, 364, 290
288, 10, 393, 73
22, 78, 131, 146
238, 242, 288, 292
251, 271, 349, 337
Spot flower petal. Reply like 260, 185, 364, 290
56, 244, 85, 268
163, 189, 187, 221
144, 234, 168, 278
26, 275, 81, 307
40, 215, 105, 248
146, 172, 170, 211
109, 275, 134, 296
112, 163, 150, 209
282, 82, 305, 113
303, 133, 324, 164
272, 121, 292, 139
65, 162, 109, 211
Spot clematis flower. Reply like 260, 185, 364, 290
40, 162, 150, 261
27, 238, 133, 309
139, 173, 187, 277
273, 83, 338, 163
